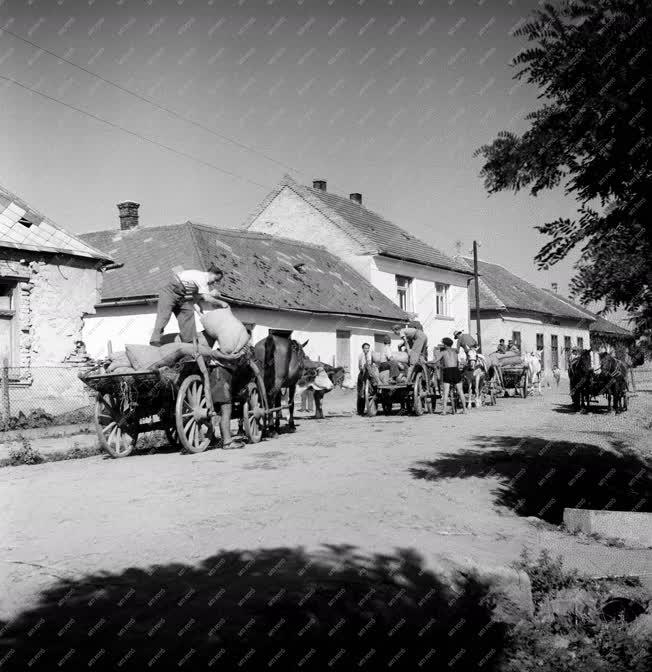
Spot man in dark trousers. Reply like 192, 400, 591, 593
433, 337, 466, 414
150, 264, 229, 347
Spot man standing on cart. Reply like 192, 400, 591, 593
392, 321, 428, 381
150, 264, 229, 347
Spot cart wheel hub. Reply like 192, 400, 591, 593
251, 407, 265, 420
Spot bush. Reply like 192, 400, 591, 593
1, 408, 54, 431
499, 550, 652, 671
8, 439, 44, 466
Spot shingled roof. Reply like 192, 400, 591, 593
244, 175, 472, 275
461, 257, 595, 321
0, 184, 113, 264
80, 222, 410, 321
540, 290, 633, 337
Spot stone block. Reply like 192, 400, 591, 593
564, 508, 652, 547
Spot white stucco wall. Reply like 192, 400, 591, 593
247, 187, 472, 352
478, 313, 591, 371
83, 304, 400, 376
370, 256, 470, 349
247, 186, 373, 279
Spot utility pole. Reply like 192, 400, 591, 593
473, 241, 482, 353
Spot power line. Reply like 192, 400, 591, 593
0, 74, 272, 189
0, 25, 303, 175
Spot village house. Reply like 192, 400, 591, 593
80, 203, 410, 373
541, 290, 635, 354
461, 257, 594, 372
0, 184, 115, 417
241, 175, 474, 352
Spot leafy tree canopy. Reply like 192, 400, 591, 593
475, 0, 651, 344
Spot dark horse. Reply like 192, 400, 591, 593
254, 334, 308, 434
599, 352, 629, 413
569, 349, 594, 411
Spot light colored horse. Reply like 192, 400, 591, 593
461, 348, 486, 408
522, 351, 543, 396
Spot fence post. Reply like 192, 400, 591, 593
1, 357, 9, 425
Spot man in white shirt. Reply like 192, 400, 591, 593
149, 264, 229, 347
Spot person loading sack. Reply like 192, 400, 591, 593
150, 264, 229, 347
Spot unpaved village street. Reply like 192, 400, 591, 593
2, 384, 651, 625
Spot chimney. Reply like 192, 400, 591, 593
551, 282, 558, 293
349, 193, 362, 205
117, 201, 140, 230
312, 179, 327, 191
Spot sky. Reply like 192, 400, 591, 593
0, 0, 622, 320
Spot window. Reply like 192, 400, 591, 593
577, 336, 584, 350
395, 275, 413, 312
269, 329, 292, 338
435, 282, 450, 316
564, 335, 572, 368
551, 335, 559, 368
536, 333, 544, 351
374, 334, 386, 353
512, 331, 521, 349
0, 281, 18, 366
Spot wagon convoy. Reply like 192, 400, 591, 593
80, 333, 635, 458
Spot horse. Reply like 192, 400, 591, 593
522, 351, 543, 396
598, 352, 629, 413
254, 334, 308, 434
460, 348, 486, 409
568, 349, 594, 411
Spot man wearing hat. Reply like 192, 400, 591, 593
454, 329, 478, 355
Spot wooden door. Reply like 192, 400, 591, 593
551, 335, 559, 368
336, 330, 351, 372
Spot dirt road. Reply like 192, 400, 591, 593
2, 382, 651, 626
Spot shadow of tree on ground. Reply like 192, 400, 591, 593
410, 436, 652, 524
0, 545, 508, 671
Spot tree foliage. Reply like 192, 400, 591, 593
475, 0, 652, 342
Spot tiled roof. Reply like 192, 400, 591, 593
80, 222, 410, 321
461, 257, 595, 321
540, 290, 633, 337
245, 175, 472, 275
0, 184, 114, 264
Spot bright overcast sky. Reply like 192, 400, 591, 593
1, 0, 599, 306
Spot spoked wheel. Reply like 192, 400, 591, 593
243, 383, 265, 443
95, 394, 139, 458
412, 372, 430, 416
364, 380, 377, 417
175, 374, 214, 453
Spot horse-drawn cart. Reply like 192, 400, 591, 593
80, 345, 269, 458
495, 365, 529, 398
360, 360, 435, 416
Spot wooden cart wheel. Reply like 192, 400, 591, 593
364, 380, 377, 417
243, 383, 264, 443
95, 394, 138, 458
521, 371, 529, 398
175, 374, 213, 454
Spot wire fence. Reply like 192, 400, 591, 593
1, 365, 97, 430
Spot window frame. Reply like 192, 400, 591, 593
395, 275, 413, 312
535, 333, 544, 352
577, 336, 584, 350
0, 280, 19, 368
511, 330, 521, 349
435, 282, 450, 317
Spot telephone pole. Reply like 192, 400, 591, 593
473, 240, 482, 353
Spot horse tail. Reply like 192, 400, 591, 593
264, 334, 277, 397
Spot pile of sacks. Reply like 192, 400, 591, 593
494, 351, 524, 368
104, 306, 250, 374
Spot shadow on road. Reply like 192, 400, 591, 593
0, 546, 507, 671
551, 403, 611, 415
410, 435, 651, 524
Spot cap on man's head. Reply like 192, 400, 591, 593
453, 330, 462, 337
392, 324, 403, 331
442, 337, 454, 346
